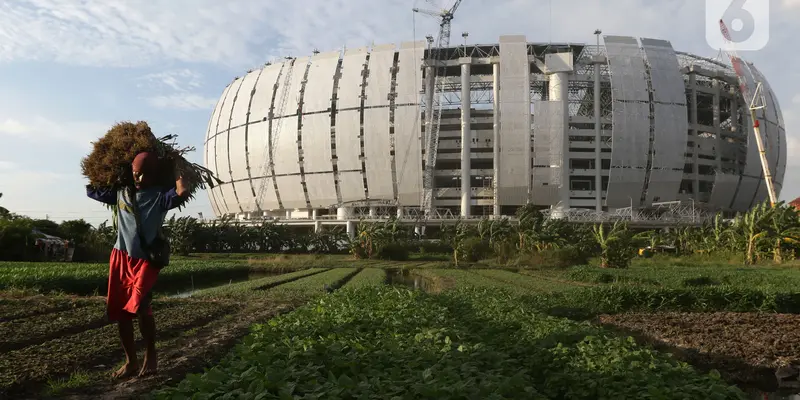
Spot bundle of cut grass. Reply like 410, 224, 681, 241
81, 121, 221, 202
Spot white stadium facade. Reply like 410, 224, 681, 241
204, 34, 786, 227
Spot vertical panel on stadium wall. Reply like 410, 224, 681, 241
731, 63, 763, 211
245, 62, 284, 211
335, 46, 368, 203
603, 35, 650, 209
205, 83, 232, 217
749, 64, 785, 196
498, 35, 531, 205
249, 63, 283, 123
247, 121, 279, 211
531, 100, 561, 205
229, 126, 255, 211
273, 57, 308, 210
640, 38, 687, 204
770, 70, 788, 193
302, 50, 339, 207
228, 71, 260, 213
747, 64, 778, 204
362, 44, 396, 202
215, 77, 244, 215
394, 41, 425, 206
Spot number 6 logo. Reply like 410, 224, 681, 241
706, 0, 770, 51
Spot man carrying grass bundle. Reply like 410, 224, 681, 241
86, 151, 188, 378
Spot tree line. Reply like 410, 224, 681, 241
1, 195, 798, 268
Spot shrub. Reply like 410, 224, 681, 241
456, 237, 491, 263
376, 242, 410, 261
514, 246, 588, 269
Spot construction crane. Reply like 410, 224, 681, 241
255, 57, 296, 211
719, 19, 777, 207
414, 0, 463, 217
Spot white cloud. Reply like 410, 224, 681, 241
140, 69, 203, 92
146, 94, 217, 111
0, 160, 17, 170
139, 69, 215, 111
0, 116, 108, 150
784, 0, 800, 9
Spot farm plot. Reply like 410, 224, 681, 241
0, 267, 356, 398
0, 298, 237, 398
0, 260, 258, 295
154, 286, 745, 400
600, 312, 800, 392
342, 268, 387, 288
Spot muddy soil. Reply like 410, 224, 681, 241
599, 312, 800, 392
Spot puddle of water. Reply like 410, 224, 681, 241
168, 271, 284, 298
386, 269, 432, 292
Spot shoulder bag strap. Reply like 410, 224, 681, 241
128, 187, 150, 254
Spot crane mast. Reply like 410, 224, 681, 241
414, 0, 463, 217
718, 19, 777, 207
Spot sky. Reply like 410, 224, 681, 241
0, 0, 798, 226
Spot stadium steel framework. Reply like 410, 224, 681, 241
203, 35, 786, 232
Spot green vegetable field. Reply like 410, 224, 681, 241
2, 255, 799, 399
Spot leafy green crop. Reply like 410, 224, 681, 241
266, 267, 359, 301
342, 268, 386, 288
192, 268, 327, 299
154, 286, 745, 399
0, 260, 257, 295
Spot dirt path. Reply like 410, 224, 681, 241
599, 312, 800, 392
62, 300, 299, 400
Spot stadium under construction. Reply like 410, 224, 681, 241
203, 34, 786, 233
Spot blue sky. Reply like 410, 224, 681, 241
0, 0, 798, 226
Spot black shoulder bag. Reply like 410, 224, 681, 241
129, 187, 171, 269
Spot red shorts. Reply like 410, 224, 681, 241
107, 248, 159, 321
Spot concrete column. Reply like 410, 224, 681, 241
492, 62, 501, 217
424, 65, 436, 214
594, 60, 602, 212
285, 209, 291, 219
689, 71, 699, 200
346, 220, 356, 239
368, 206, 377, 218
311, 208, 318, 220
712, 79, 722, 170
336, 207, 352, 221
548, 71, 570, 217
460, 59, 472, 218
396, 206, 403, 219
414, 225, 422, 237
314, 220, 322, 233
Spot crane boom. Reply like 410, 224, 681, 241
416, 0, 463, 217
718, 19, 777, 207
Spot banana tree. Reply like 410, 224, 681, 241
592, 221, 634, 268
767, 202, 800, 263
732, 202, 774, 265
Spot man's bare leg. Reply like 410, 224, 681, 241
112, 318, 139, 378
138, 313, 157, 377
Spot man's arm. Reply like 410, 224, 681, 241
161, 176, 189, 210
86, 185, 117, 205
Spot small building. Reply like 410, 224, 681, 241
32, 229, 74, 261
